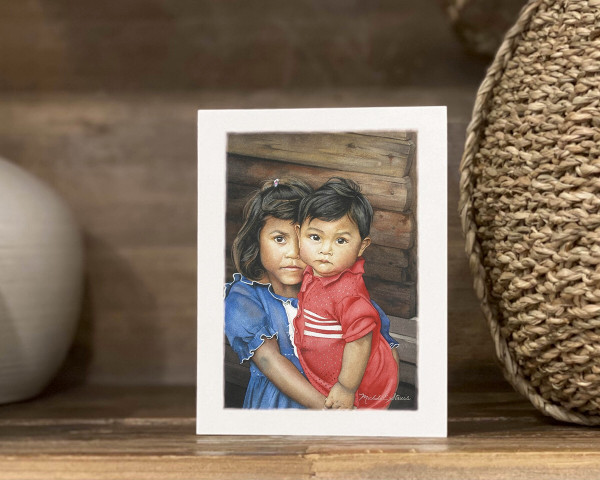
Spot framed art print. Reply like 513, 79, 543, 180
197, 107, 447, 437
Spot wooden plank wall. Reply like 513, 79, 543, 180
224, 131, 418, 399
0, 2, 484, 92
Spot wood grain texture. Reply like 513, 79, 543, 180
370, 210, 414, 250
389, 315, 417, 339
227, 132, 413, 178
363, 278, 417, 319
1, 383, 599, 479
4, 451, 600, 480
227, 154, 414, 212
0, 2, 488, 92
362, 245, 410, 282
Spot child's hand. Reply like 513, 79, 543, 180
324, 381, 356, 409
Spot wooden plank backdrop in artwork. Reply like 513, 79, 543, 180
224, 131, 418, 405
227, 133, 414, 178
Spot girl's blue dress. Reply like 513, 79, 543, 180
224, 274, 398, 409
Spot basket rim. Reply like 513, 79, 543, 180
457, 0, 600, 426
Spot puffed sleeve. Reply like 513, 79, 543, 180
371, 300, 400, 349
224, 283, 278, 363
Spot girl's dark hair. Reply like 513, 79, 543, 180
232, 177, 313, 280
297, 177, 373, 239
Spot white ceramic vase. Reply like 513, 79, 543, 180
0, 157, 83, 404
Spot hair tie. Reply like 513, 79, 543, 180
273, 179, 279, 187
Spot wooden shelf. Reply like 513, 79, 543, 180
2, 376, 600, 479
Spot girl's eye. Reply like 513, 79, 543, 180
309, 234, 320, 241
336, 238, 348, 245
274, 236, 286, 244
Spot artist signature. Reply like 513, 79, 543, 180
358, 393, 412, 403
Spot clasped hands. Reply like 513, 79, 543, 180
323, 381, 357, 409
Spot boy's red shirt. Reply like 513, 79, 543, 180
292, 258, 398, 408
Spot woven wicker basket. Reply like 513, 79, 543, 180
459, 0, 600, 425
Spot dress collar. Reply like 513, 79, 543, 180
230, 273, 298, 302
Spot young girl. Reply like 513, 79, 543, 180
224, 178, 399, 409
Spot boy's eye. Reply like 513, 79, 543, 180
274, 236, 286, 244
309, 234, 320, 241
336, 238, 348, 245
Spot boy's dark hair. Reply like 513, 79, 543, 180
232, 177, 313, 280
298, 177, 373, 239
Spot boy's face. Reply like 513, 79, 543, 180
297, 215, 370, 277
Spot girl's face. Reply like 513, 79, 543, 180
259, 216, 306, 297
297, 215, 370, 277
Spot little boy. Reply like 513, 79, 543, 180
293, 177, 398, 409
